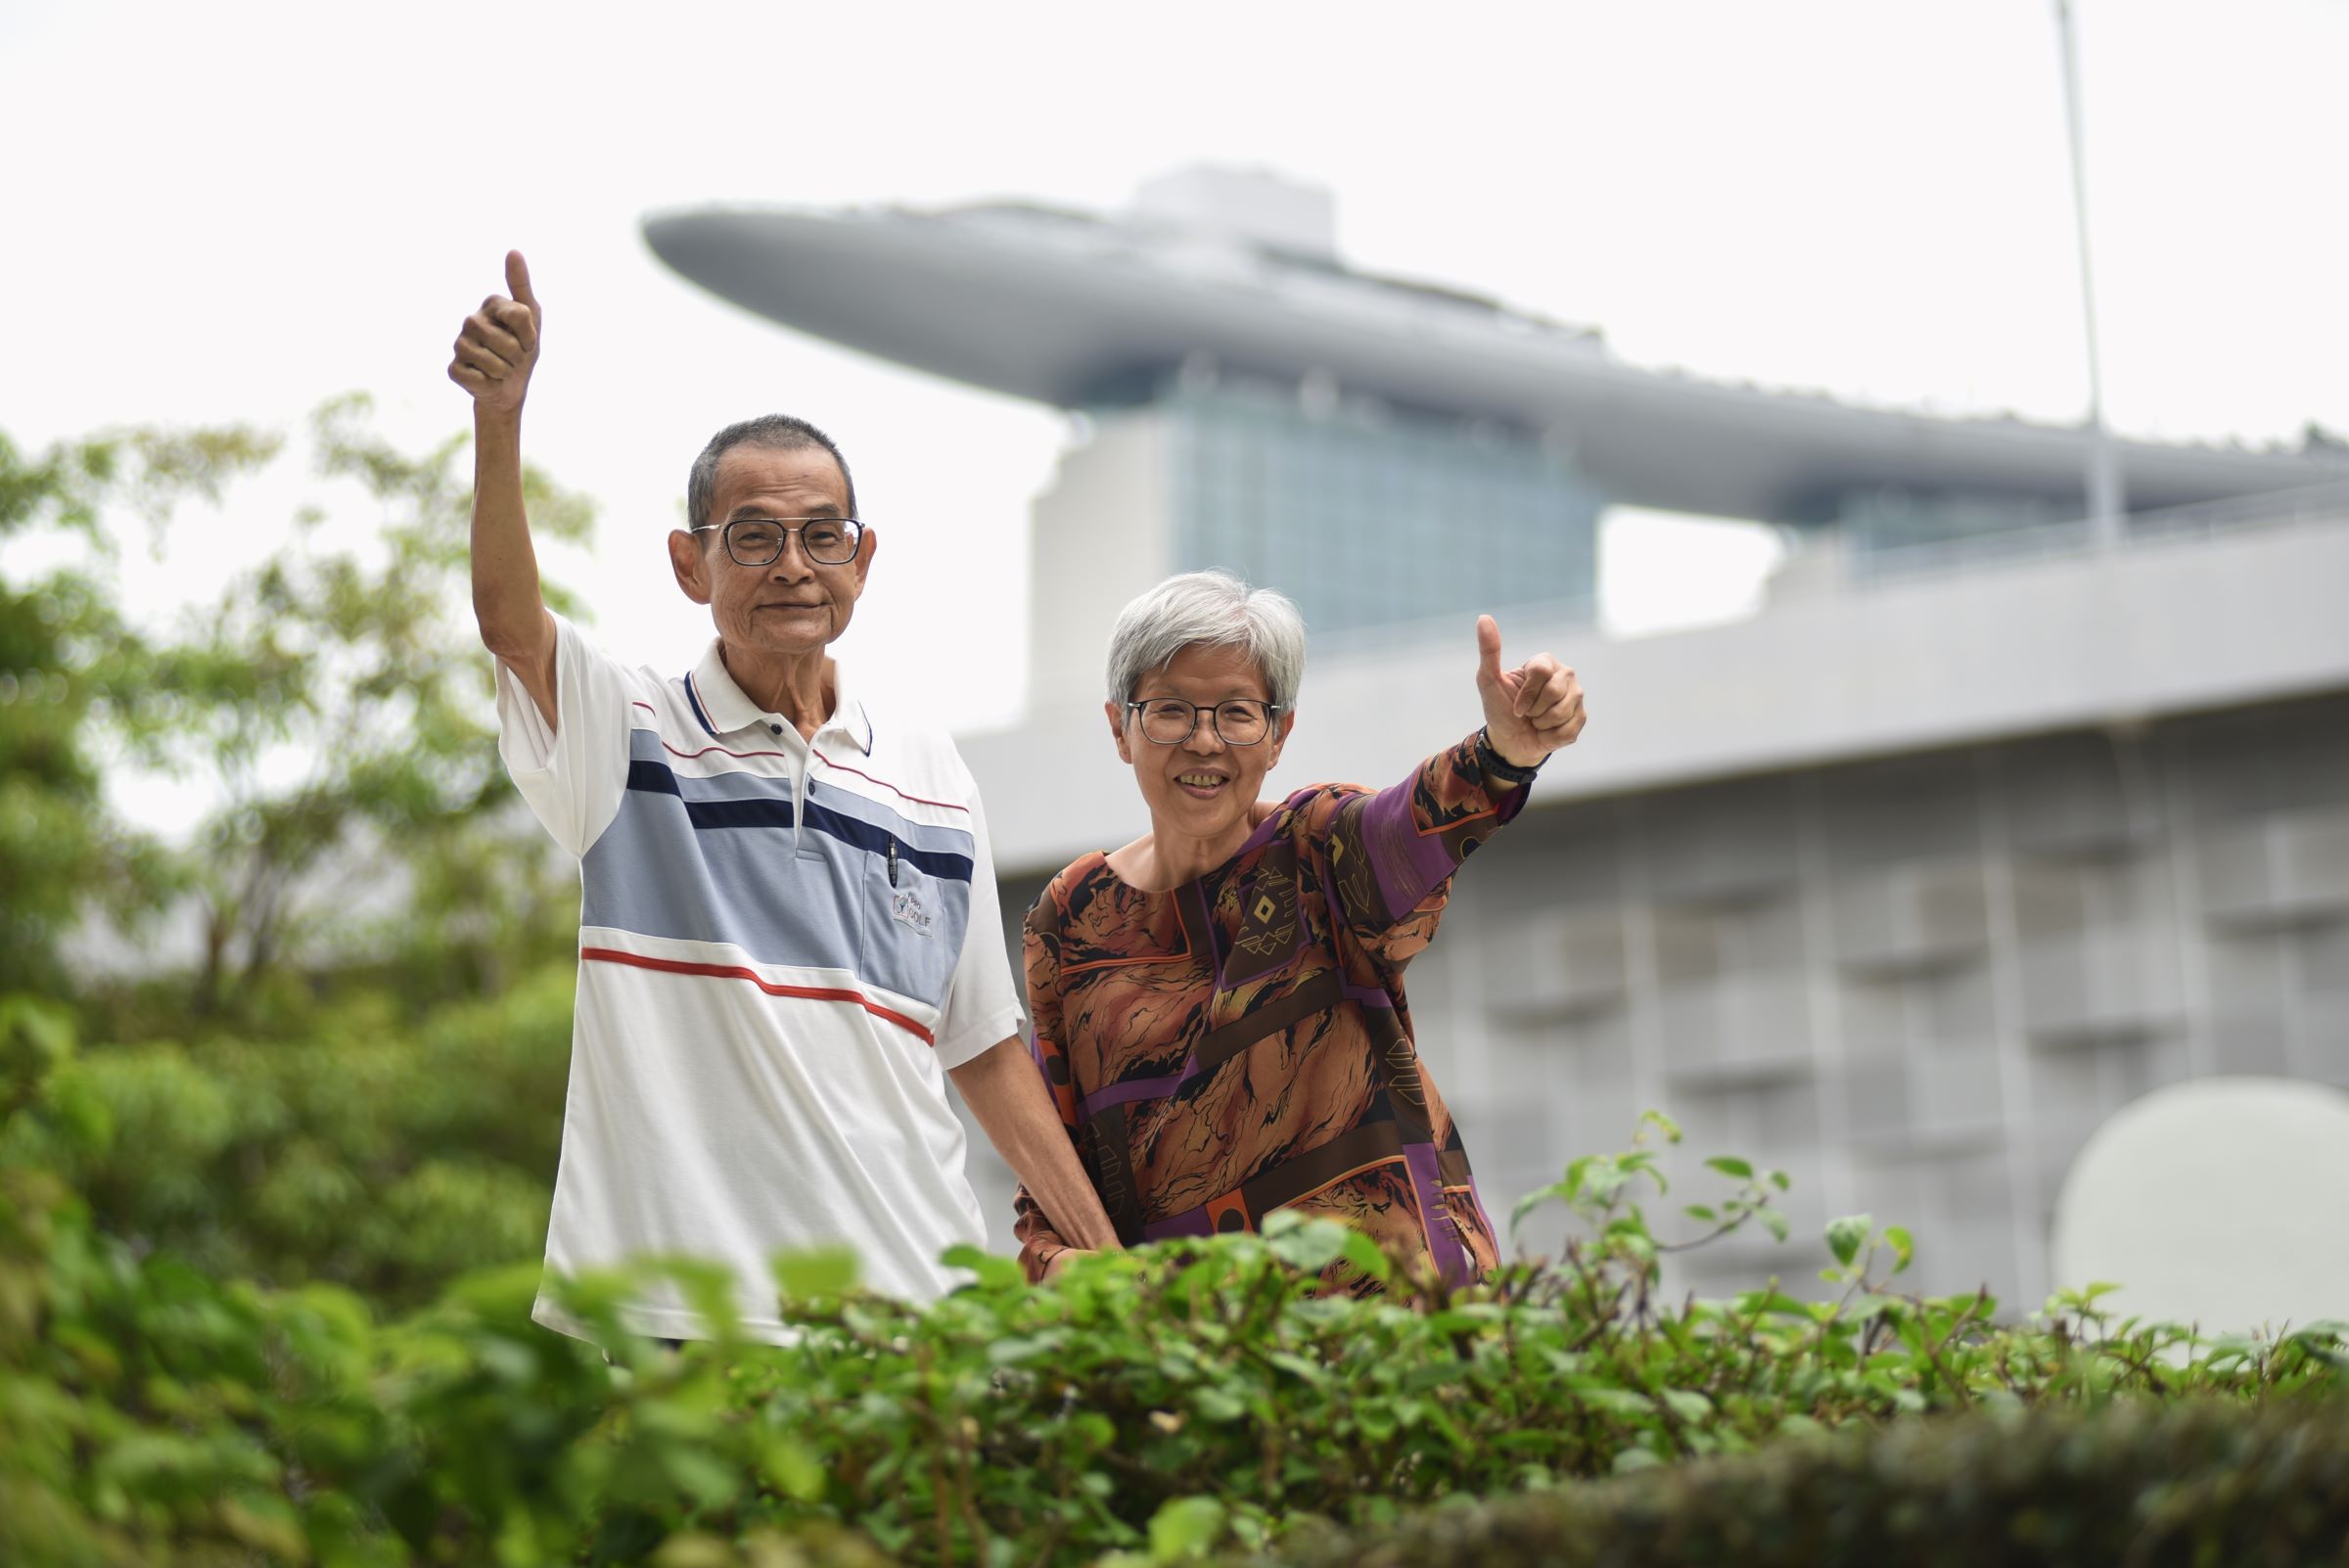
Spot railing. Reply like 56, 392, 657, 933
1297, 481, 2349, 663
1848, 479, 2349, 585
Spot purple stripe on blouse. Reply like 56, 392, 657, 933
1142, 1209, 1217, 1242
1403, 1140, 1472, 1287
1357, 776, 1462, 919
1080, 1059, 1205, 1118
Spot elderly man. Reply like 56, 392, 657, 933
448, 252, 1115, 1346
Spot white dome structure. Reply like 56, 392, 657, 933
2051, 1077, 2349, 1334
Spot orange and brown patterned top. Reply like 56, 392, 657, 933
1012, 733, 1529, 1288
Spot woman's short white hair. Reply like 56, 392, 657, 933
1104, 570, 1307, 712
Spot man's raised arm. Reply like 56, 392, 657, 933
448, 251, 559, 730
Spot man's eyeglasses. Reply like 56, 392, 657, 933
691, 517, 865, 568
1125, 698, 1282, 747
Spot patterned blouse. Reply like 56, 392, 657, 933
1012, 733, 1529, 1288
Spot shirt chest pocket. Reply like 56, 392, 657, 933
859, 836, 972, 1012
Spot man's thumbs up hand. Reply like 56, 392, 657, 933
505, 251, 538, 314
1474, 614, 1588, 770
448, 250, 543, 415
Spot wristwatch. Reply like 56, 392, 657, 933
1475, 725, 1543, 785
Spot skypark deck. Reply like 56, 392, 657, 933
643, 196, 2347, 524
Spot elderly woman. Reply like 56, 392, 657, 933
1012, 571, 1588, 1287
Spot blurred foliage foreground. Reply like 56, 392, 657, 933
3, 412, 2346, 1568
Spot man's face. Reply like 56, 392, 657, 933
669, 444, 872, 659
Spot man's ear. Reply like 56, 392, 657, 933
850, 524, 879, 598
1266, 708, 1297, 770
669, 530, 714, 605
1105, 701, 1134, 765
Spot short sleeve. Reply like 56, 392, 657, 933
928, 753, 1023, 1070
493, 612, 638, 858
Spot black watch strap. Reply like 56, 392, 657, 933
1476, 725, 1543, 785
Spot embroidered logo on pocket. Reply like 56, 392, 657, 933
891, 888, 933, 937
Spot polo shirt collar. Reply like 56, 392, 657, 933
686, 640, 873, 755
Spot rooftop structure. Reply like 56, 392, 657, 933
644, 168, 2345, 525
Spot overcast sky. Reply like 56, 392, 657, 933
4, 0, 2343, 800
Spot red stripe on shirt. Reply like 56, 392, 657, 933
579, 946, 936, 1045
811, 748, 970, 814
662, 739, 797, 761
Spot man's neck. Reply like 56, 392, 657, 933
719, 643, 834, 742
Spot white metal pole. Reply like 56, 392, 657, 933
2055, 0, 2126, 546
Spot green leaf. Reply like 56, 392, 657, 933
759, 1437, 826, 1502
1193, 1387, 1246, 1422
1825, 1214, 1872, 1268
1705, 1156, 1753, 1180
940, 1244, 1025, 1291
1561, 1155, 1596, 1204
1575, 1387, 1655, 1416
1266, 1215, 1352, 1274
773, 1246, 861, 1302
1883, 1224, 1914, 1274
1510, 1183, 1566, 1235
1660, 1389, 1713, 1421
1147, 1497, 1227, 1561
1339, 1227, 1395, 1283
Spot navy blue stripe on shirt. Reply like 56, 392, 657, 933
625, 759, 969, 878
630, 761, 796, 831
627, 760, 684, 796
800, 799, 973, 883
687, 798, 798, 831
682, 674, 719, 737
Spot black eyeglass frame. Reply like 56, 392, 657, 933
689, 517, 866, 568
1123, 697, 1285, 748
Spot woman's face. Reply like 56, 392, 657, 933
1107, 641, 1295, 848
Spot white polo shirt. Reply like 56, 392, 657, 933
495, 615, 1019, 1344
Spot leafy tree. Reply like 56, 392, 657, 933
112, 394, 594, 1025
0, 421, 277, 995
2, 398, 592, 1032
0, 401, 595, 1302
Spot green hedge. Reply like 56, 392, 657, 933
1246, 1397, 2349, 1568
4, 1112, 2343, 1568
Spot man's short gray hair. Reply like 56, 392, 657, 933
1104, 571, 1307, 711
686, 414, 856, 531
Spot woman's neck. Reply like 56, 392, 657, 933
1108, 813, 1257, 892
